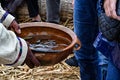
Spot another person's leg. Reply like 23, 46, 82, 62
26, 0, 41, 22
7, 0, 24, 13
74, 0, 101, 79
106, 61, 120, 80
98, 52, 108, 80
1, 0, 23, 16
46, 0, 60, 24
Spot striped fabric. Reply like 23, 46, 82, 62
0, 11, 8, 23
6, 37, 23, 66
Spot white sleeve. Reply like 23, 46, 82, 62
0, 23, 28, 67
0, 3, 15, 28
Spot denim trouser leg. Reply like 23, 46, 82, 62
100, 64, 107, 80
106, 61, 120, 80
98, 52, 108, 80
46, 0, 60, 24
73, 0, 101, 80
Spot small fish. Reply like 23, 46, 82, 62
30, 47, 62, 53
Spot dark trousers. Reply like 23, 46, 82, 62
1, 0, 23, 13
26, 0, 39, 18
46, 0, 60, 24
26, 0, 60, 23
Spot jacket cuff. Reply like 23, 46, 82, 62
0, 10, 15, 28
2, 12, 15, 28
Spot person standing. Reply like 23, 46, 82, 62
26, 0, 41, 22
94, 0, 120, 80
46, 0, 60, 24
26, 0, 60, 23
73, 0, 101, 79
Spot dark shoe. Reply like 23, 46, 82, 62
65, 56, 78, 67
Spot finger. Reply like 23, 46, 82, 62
14, 25, 21, 34
104, 2, 109, 16
111, 10, 119, 20
117, 17, 120, 21
104, 0, 112, 17
106, 9, 111, 17
109, 1, 120, 20
105, 8, 111, 17
11, 20, 21, 34
115, 15, 120, 21
72, 0, 74, 7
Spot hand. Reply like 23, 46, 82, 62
9, 20, 21, 34
23, 43, 41, 68
104, 0, 120, 20
72, 0, 74, 7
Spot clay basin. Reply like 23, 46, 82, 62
19, 22, 81, 66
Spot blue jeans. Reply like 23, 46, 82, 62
46, 0, 60, 24
73, 0, 101, 80
98, 52, 108, 80
106, 61, 120, 80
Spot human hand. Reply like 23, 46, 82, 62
104, 0, 120, 20
9, 20, 21, 34
23, 43, 41, 68
72, 0, 74, 7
